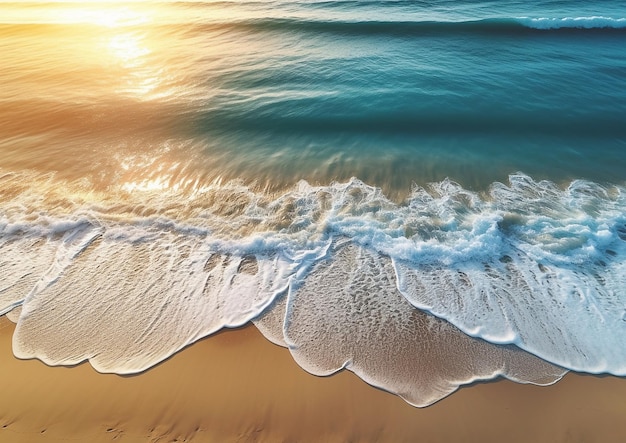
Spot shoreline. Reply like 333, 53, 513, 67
2, 315, 626, 442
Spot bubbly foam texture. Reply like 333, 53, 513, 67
256, 241, 565, 407
520, 16, 626, 30
0, 236, 56, 316
394, 178, 626, 373
10, 225, 295, 373
1, 170, 625, 403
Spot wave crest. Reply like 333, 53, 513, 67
520, 16, 626, 30
190, 16, 626, 36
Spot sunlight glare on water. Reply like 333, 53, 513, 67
0, 0, 200, 189
55, 4, 150, 28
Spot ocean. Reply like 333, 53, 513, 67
1, 0, 625, 406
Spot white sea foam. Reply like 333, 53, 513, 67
256, 241, 565, 407
12, 226, 297, 373
0, 222, 90, 316
1, 171, 625, 399
519, 16, 626, 30
394, 177, 626, 374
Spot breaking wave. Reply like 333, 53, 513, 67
3, 170, 626, 404
184, 16, 626, 36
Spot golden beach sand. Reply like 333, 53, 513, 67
1, 315, 626, 442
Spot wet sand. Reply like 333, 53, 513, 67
1, 315, 626, 442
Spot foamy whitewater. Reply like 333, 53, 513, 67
1, 0, 625, 406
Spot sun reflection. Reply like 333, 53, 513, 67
49, 3, 165, 99
60, 6, 150, 28
103, 30, 162, 98
122, 176, 173, 193
122, 173, 202, 194
120, 156, 192, 194
108, 33, 150, 66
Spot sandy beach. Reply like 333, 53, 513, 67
1, 315, 626, 442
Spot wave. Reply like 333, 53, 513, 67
254, 241, 566, 407
197, 109, 626, 139
187, 15, 626, 36
2, 171, 626, 405
520, 16, 626, 30
5, 14, 625, 40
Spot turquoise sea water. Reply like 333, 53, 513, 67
1, 0, 625, 406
